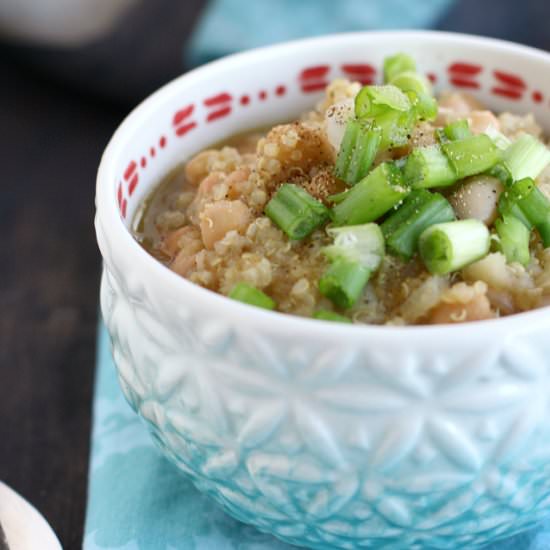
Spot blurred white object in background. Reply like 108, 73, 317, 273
0, 0, 138, 46
0, 481, 61, 550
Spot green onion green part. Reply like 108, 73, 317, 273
375, 108, 416, 150
265, 183, 329, 240
319, 258, 371, 309
489, 162, 513, 186
381, 190, 456, 259
507, 177, 535, 202
334, 118, 359, 181
355, 84, 411, 119
331, 162, 409, 226
411, 93, 438, 122
442, 134, 500, 179
503, 134, 550, 182
334, 119, 382, 185
498, 192, 533, 230
444, 119, 472, 141
327, 189, 349, 204
313, 310, 352, 323
495, 216, 530, 266
512, 178, 550, 247
419, 219, 491, 274
390, 71, 432, 96
383, 53, 417, 83
435, 127, 449, 144
320, 223, 385, 309
324, 223, 385, 270
403, 144, 457, 189
229, 283, 276, 310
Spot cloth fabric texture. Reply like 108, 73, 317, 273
85, 1, 550, 548
187, 0, 454, 66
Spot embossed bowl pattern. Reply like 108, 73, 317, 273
96, 32, 550, 549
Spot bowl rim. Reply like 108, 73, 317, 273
96, 29, 550, 340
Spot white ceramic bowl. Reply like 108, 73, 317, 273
95, 31, 550, 549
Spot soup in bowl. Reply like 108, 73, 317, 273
95, 31, 550, 549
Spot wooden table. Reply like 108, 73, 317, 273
0, 56, 122, 548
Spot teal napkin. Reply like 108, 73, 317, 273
187, 0, 454, 66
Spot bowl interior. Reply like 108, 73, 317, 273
99, 31, 550, 230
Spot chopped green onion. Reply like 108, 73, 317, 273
489, 162, 513, 186
442, 134, 500, 179
313, 310, 352, 323
498, 192, 533, 230
354, 83, 433, 149
444, 119, 472, 141
512, 178, 550, 247
495, 216, 530, 266
384, 53, 416, 83
484, 126, 511, 151
229, 283, 276, 310
403, 145, 457, 189
411, 93, 438, 122
334, 119, 381, 185
331, 162, 409, 226
419, 219, 491, 274
390, 71, 432, 96
507, 176, 535, 202
265, 183, 329, 239
334, 118, 359, 180
334, 118, 361, 179
319, 258, 371, 309
320, 223, 385, 308
503, 134, 550, 181
324, 223, 385, 270
381, 190, 456, 259
435, 128, 449, 144
327, 189, 349, 204
375, 108, 416, 149
355, 85, 411, 119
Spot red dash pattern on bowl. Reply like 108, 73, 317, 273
115, 57, 550, 218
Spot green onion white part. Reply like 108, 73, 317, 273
503, 134, 550, 181
419, 219, 491, 275
484, 126, 511, 151
324, 223, 385, 270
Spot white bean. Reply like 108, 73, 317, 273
324, 98, 354, 152
448, 176, 503, 226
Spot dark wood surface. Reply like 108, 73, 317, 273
1, 1, 549, 548
0, 59, 123, 549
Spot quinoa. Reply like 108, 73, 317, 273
133, 80, 550, 325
